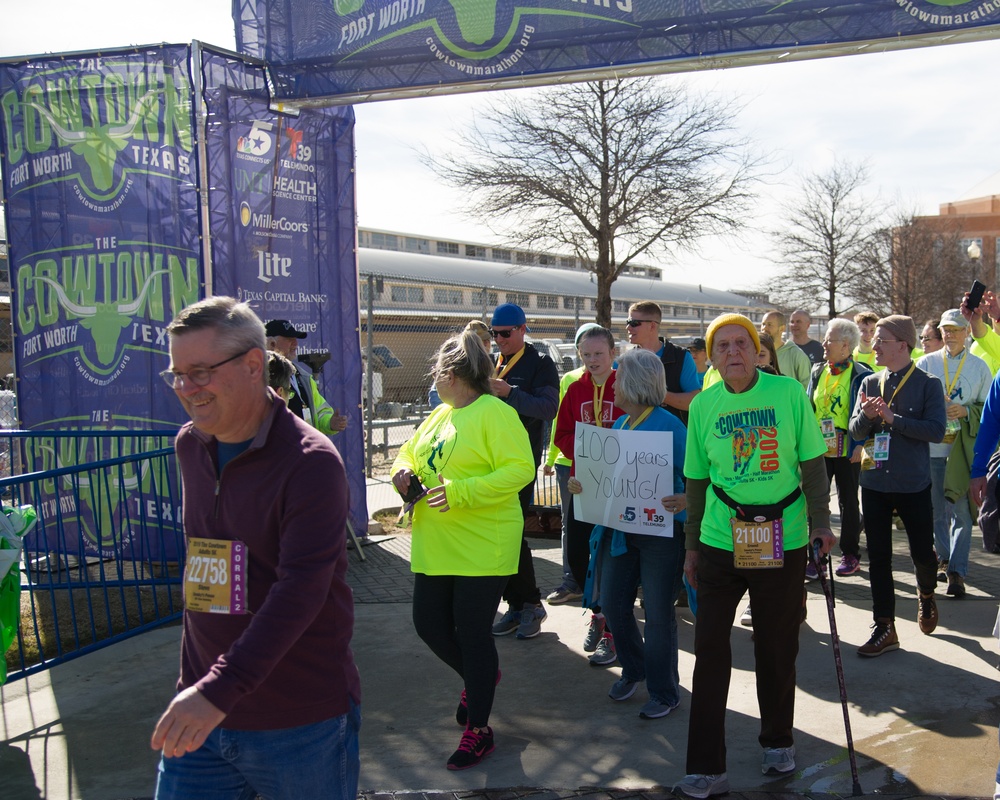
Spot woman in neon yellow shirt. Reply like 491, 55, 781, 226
392, 330, 535, 772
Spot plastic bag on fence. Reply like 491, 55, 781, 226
0, 505, 37, 685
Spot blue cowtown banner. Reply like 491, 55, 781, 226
200, 48, 367, 532
234, 0, 1000, 101
0, 45, 199, 556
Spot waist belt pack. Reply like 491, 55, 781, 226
712, 485, 802, 523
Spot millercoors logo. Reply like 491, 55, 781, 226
249, 213, 309, 234
240, 202, 252, 227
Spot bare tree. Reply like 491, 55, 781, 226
857, 209, 972, 321
769, 160, 884, 319
426, 78, 762, 327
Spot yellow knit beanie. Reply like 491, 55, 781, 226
706, 313, 761, 355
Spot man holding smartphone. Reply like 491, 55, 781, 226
916, 310, 991, 598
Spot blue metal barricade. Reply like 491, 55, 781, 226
1, 430, 183, 683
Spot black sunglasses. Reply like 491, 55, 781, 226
489, 328, 516, 339
625, 318, 652, 328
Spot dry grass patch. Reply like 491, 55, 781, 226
5, 562, 182, 676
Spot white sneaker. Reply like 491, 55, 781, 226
739, 605, 752, 627
761, 746, 796, 774
674, 773, 730, 798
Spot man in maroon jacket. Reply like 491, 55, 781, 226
151, 296, 361, 800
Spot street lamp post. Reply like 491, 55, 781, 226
967, 241, 984, 297
968, 240, 982, 269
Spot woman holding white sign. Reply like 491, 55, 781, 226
554, 325, 625, 665
589, 347, 689, 719
674, 314, 835, 799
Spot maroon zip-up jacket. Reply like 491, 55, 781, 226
175, 393, 360, 729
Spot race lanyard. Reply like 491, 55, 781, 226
623, 406, 654, 430
592, 379, 609, 427
494, 346, 525, 380
878, 362, 916, 412
942, 348, 968, 398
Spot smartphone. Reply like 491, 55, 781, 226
399, 474, 426, 504
968, 280, 987, 311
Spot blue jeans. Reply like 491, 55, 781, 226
555, 464, 580, 591
599, 526, 684, 705
930, 456, 973, 577
154, 701, 361, 800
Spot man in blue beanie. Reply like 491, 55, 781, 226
488, 303, 560, 640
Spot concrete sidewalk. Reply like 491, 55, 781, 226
1, 480, 999, 799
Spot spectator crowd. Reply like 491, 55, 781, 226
150, 291, 1000, 800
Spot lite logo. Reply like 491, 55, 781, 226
257, 252, 291, 283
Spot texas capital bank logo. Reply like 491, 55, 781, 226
333, 0, 635, 65
1, 57, 193, 211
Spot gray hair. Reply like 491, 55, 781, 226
826, 318, 860, 352
615, 348, 666, 408
433, 330, 493, 396
167, 296, 267, 384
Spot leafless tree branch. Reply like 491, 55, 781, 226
423, 78, 765, 326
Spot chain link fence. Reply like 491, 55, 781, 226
357, 272, 606, 507
356, 266, 755, 509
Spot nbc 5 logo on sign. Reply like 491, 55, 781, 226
237, 121, 275, 157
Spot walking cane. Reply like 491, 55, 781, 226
810, 540, 863, 796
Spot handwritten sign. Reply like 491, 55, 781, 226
573, 422, 674, 537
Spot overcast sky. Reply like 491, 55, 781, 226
3, 2, 999, 296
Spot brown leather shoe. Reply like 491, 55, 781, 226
946, 572, 966, 598
918, 592, 938, 634
858, 618, 899, 657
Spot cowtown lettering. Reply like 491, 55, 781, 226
714, 407, 777, 437
1, 64, 193, 193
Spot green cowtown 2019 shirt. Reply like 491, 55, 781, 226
684, 371, 827, 552
392, 394, 536, 576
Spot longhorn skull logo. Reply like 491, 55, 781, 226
32, 269, 170, 366
26, 88, 159, 193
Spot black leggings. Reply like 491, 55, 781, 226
412, 573, 508, 729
